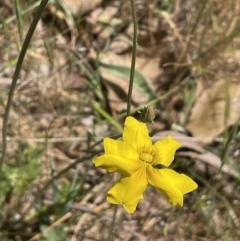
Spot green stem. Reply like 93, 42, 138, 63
126, 0, 138, 116
107, 205, 118, 241
107, 1, 138, 238
15, 0, 24, 43
0, 0, 49, 171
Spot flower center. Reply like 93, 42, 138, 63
140, 153, 153, 163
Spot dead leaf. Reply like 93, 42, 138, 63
153, 130, 206, 153
186, 79, 240, 143
153, 130, 239, 179
62, 0, 103, 16
0, 77, 13, 85
178, 151, 240, 179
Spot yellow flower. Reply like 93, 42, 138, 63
93, 117, 198, 214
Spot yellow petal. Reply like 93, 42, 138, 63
107, 165, 148, 213
147, 167, 197, 206
93, 138, 142, 175
103, 137, 139, 159
123, 117, 152, 151
152, 136, 181, 166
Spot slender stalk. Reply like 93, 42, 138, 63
126, 0, 138, 116
107, 205, 118, 241
107, 1, 138, 239
15, 0, 24, 43
0, 0, 49, 171
178, 0, 208, 62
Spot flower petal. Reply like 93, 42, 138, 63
123, 117, 152, 151
93, 138, 142, 175
147, 167, 198, 206
152, 136, 181, 166
107, 165, 148, 213
103, 137, 139, 159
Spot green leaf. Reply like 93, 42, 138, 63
100, 62, 156, 100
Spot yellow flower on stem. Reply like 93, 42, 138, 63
93, 117, 198, 214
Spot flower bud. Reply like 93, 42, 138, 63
139, 106, 156, 123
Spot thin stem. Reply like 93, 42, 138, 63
15, 0, 24, 42
108, 1, 138, 238
107, 205, 118, 241
178, 0, 207, 62
0, 0, 49, 171
126, 0, 138, 116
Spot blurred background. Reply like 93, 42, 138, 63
0, 0, 240, 240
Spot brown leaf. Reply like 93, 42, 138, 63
153, 130, 239, 179
186, 79, 240, 143
178, 151, 240, 179
62, 0, 103, 16
153, 130, 205, 153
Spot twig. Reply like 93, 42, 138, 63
28, 212, 72, 241
43, 199, 111, 221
